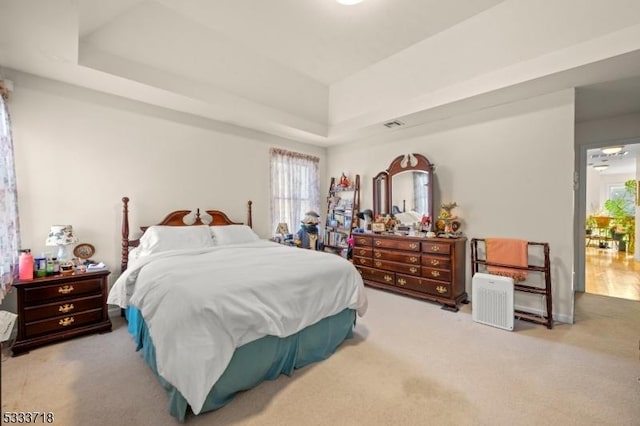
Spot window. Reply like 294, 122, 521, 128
270, 148, 320, 237
608, 183, 635, 215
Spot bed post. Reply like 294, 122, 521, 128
247, 200, 253, 228
122, 197, 130, 273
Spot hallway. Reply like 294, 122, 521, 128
585, 246, 640, 301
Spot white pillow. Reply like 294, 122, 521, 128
138, 225, 214, 255
210, 225, 259, 245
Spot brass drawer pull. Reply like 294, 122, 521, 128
357, 238, 367, 245
430, 246, 440, 252
431, 270, 440, 277
410, 267, 418, 273
58, 285, 74, 294
398, 278, 406, 286
59, 317, 75, 327
59, 303, 74, 313
384, 275, 393, 282
375, 252, 382, 258
359, 249, 367, 256
436, 286, 447, 294
375, 261, 382, 267
430, 259, 440, 266
375, 240, 382, 246
409, 243, 418, 249
409, 256, 418, 263
359, 258, 367, 264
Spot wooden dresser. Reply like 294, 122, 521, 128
352, 234, 467, 311
11, 269, 112, 355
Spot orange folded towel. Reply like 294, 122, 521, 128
485, 238, 528, 282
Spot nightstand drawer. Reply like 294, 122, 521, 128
23, 278, 103, 304
24, 308, 104, 338
23, 295, 103, 322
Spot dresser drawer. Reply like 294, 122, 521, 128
422, 241, 451, 255
354, 247, 373, 258
23, 295, 103, 322
373, 238, 420, 251
23, 278, 103, 304
421, 255, 451, 269
356, 266, 395, 285
24, 308, 104, 338
354, 256, 374, 267
421, 267, 451, 282
374, 249, 420, 265
396, 274, 451, 297
372, 259, 421, 276
353, 235, 373, 247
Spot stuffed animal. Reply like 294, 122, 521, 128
295, 211, 321, 250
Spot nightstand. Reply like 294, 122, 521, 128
11, 269, 112, 355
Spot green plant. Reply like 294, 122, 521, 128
604, 179, 636, 253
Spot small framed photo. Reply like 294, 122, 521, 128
371, 223, 385, 233
276, 223, 289, 235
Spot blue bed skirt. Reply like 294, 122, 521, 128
125, 306, 357, 421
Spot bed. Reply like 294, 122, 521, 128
107, 197, 368, 421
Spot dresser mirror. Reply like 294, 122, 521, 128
373, 153, 434, 225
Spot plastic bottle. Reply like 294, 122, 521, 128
46, 257, 54, 276
18, 249, 34, 281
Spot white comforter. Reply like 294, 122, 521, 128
108, 240, 367, 414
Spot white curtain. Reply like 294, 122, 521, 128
0, 88, 20, 303
270, 148, 320, 237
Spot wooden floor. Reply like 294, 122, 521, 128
585, 246, 640, 301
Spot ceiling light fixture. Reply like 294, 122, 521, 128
337, 0, 363, 5
593, 165, 609, 171
601, 146, 623, 155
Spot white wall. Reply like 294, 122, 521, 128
3, 71, 326, 311
328, 90, 576, 323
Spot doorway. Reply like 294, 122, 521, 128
580, 141, 640, 302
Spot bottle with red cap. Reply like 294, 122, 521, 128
18, 249, 34, 281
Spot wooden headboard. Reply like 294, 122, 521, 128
120, 196, 253, 272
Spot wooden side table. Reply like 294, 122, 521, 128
11, 269, 112, 355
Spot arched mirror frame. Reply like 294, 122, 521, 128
374, 153, 434, 221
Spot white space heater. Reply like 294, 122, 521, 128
472, 273, 514, 331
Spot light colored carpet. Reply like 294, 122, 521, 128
1, 289, 639, 425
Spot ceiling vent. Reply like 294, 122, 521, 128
383, 120, 404, 129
